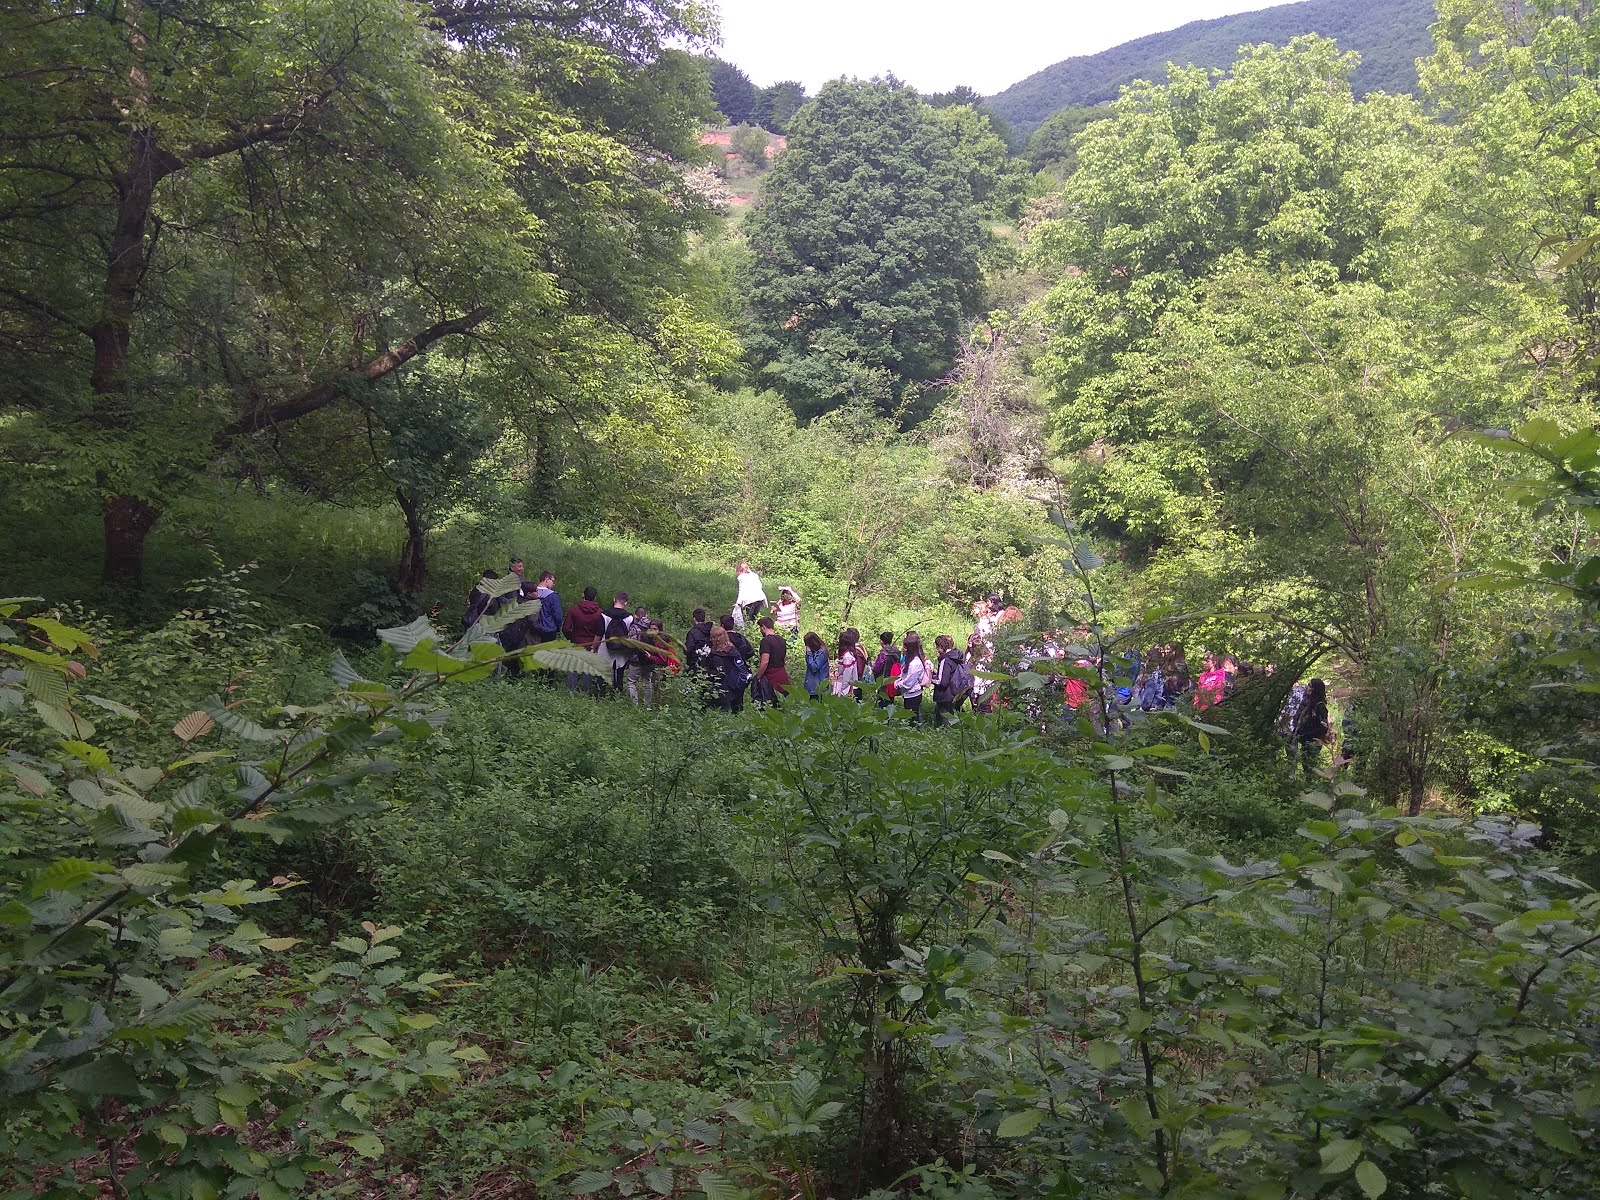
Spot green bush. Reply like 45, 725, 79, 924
257, 686, 755, 973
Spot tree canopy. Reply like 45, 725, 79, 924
0, 0, 729, 586
741, 78, 985, 420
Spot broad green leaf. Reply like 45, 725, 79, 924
121, 862, 188, 889
33, 700, 94, 740
1531, 1114, 1580, 1154
205, 703, 277, 743
26, 616, 96, 653
569, 1170, 615, 1195
1319, 1138, 1362, 1175
57, 1055, 142, 1098
527, 644, 612, 677
30, 856, 108, 896
1353, 1160, 1387, 1198
378, 616, 438, 653
346, 1133, 384, 1159
82, 694, 141, 721
23, 662, 68, 708
1086, 1040, 1120, 1071
997, 1108, 1044, 1137
330, 651, 371, 688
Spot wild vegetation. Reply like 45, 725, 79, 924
3, 1, 1599, 1198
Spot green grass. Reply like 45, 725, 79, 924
1, 489, 971, 646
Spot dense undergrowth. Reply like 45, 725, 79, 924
4, 539, 1598, 1197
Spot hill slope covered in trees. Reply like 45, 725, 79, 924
988, 0, 1436, 136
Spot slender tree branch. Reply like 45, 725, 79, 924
218, 306, 494, 440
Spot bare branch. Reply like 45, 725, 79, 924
219, 306, 495, 440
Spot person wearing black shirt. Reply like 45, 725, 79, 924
720, 614, 754, 663
684, 607, 714, 674
752, 616, 790, 706
1294, 677, 1331, 780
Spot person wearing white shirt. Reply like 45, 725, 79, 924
897, 631, 930, 724
734, 561, 768, 622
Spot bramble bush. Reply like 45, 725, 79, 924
0, 595, 616, 1197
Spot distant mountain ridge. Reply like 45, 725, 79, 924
987, 0, 1437, 139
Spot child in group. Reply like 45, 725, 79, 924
1195, 653, 1228, 711
897, 632, 930, 724
774, 587, 802, 634
931, 633, 972, 725
802, 631, 829, 698
831, 629, 867, 699
872, 632, 901, 708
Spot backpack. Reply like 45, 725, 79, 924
1138, 670, 1164, 710
605, 612, 631, 651
884, 657, 903, 699
727, 652, 751, 692
934, 655, 973, 704
948, 657, 974, 702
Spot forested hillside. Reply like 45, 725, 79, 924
3, 2, 1600, 1198
988, 0, 1436, 136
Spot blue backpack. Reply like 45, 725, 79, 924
728, 652, 751, 691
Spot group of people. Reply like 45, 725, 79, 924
1011, 628, 1337, 778
462, 562, 1338, 767
463, 559, 679, 703
461, 559, 981, 723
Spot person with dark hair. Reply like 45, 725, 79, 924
832, 629, 867, 699
1294, 678, 1332, 780
533, 571, 562, 644
720, 613, 754, 664
508, 557, 526, 595
625, 607, 658, 704
628, 619, 672, 706
802, 631, 828, 699
897, 631, 930, 724
931, 633, 972, 725
751, 616, 790, 706
600, 591, 633, 692
684, 607, 714, 675
463, 568, 499, 630
561, 585, 607, 693
872, 631, 902, 708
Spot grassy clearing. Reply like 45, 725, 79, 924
0, 489, 970, 645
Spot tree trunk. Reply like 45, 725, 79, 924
100, 491, 162, 589
90, 13, 179, 587
395, 487, 428, 595
1406, 773, 1426, 818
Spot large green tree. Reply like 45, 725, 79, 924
0, 0, 725, 587
753, 79, 807, 133
742, 78, 984, 420
1028, 36, 1558, 810
706, 56, 758, 124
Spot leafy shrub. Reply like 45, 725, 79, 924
0, 601, 484, 1199
1172, 754, 1305, 848
264, 686, 755, 973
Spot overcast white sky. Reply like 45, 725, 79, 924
710, 0, 1285, 96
